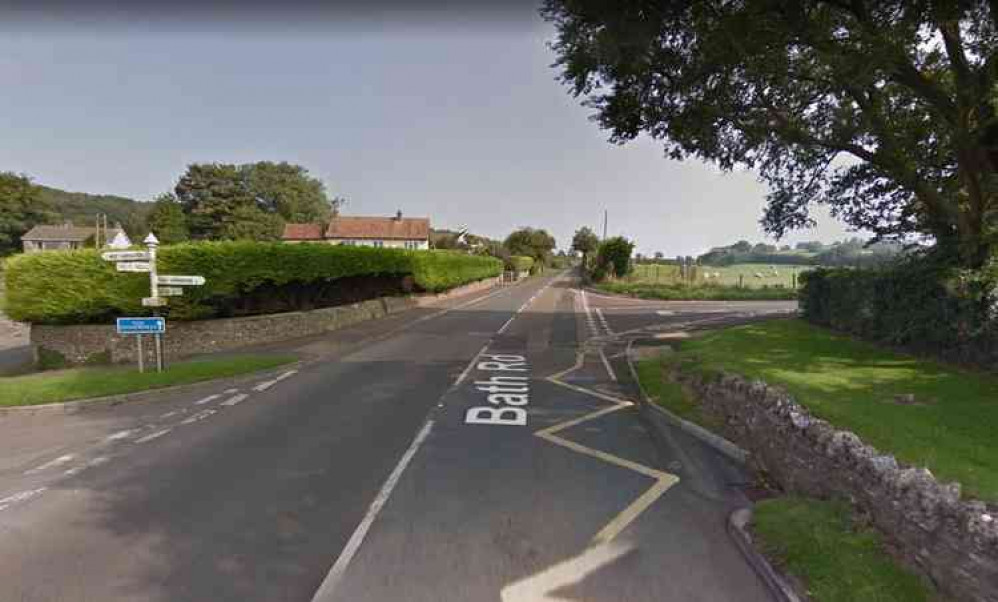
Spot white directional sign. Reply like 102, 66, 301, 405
142, 297, 168, 307
157, 275, 206, 286
159, 287, 184, 297
102, 251, 150, 262
115, 261, 151, 273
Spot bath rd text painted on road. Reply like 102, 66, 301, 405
465, 353, 530, 427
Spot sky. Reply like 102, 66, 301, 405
0, 2, 856, 257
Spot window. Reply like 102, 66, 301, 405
404, 240, 421, 250
373, 240, 384, 248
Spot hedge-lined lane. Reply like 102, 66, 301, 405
3, 242, 501, 324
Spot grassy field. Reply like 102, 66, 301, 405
0, 354, 297, 406
629, 262, 810, 289
596, 281, 798, 300
636, 319, 998, 500
752, 498, 931, 602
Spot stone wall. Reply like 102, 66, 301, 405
680, 371, 998, 602
32, 277, 501, 366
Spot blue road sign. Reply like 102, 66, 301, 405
116, 317, 166, 335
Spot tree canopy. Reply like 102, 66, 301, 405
0, 173, 53, 256
543, 1, 998, 267
146, 193, 190, 245
504, 227, 557, 264
571, 226, 599, 263
174, 162, 330, 241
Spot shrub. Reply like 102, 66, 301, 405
800, 262, 998, 364
593, 237, 635, 280
5, 242, 501, 324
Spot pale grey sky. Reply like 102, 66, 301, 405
0, 5, 855, 256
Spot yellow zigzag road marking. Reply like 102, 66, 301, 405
539, 352, 680, 545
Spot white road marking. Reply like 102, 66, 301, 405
310, 420, 435, 602
454, 343, 492, 388
181, 409, 216, 425
0, 487, 47, 512
221, 393, 249, 407
193, 393, 222, 406
501, 542, 632, 602
63, 454, 111, 477
253, 380, 277, 392
105, 430, 134, 442
598, 346, 618, 382
24, 454, 75, 475
135, 428, 172, 444
160, 411, 179, 419
497, 315, 517, 335
275, 370, 297, 381
595, 307, 614, 335
223, 388, 239, 394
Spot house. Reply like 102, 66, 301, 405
283, 211, 430, 250
21, 222, 131, 253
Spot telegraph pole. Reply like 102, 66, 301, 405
602, 209, 608, 240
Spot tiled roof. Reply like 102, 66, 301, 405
282, 223, 324, 240
282, 216, 431, 241
325, 216, 430, 240
22, 225, 122, 242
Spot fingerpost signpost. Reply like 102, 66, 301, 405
102, 233, 206, 373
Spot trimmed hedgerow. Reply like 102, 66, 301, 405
409, 250, 502, 293
799, 263, 998, 364
508, 255, 534, 272
4, 242, 501, 324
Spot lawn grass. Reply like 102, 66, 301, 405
752, 497, 931, 602
596, 281, 798, 300
669, 318, 998, 500
0, 354, 298, 407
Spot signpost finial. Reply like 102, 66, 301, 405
144, 232, 159, 247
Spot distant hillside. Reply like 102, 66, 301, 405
35, 185, 151, 238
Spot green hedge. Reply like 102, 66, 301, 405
508, 255, 534, 272
4, 242, 501, 324
800, 264, 998, 363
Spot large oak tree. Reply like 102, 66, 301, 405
543, 1, 998, 267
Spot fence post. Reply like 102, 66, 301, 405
739, 274, 744, 289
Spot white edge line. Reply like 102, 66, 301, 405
309, 419, 435, 602
253, 380, 277, 392
135, 428, 171, 444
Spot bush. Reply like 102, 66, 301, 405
5, 242, 501, 324
593, 236, 635, 280
507, 255, 534, 273
800, 262, 998, 364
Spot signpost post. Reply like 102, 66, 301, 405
115, 317, 166, 373
102, 233, 205, 374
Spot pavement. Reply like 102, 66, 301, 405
0, 272, 797, 601
0, 310, 32, 375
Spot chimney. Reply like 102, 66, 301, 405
395, 209, 403, 221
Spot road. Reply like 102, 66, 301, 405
0, 272, 795, 601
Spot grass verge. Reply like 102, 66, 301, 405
634, 353, 715, 428
660, 318, 998, 500
752, 498, 931, 602
0, 354, 297, 407
596, 281, 798, 300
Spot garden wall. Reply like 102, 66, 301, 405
677, 370, 998, 602
32, 277, 500, 366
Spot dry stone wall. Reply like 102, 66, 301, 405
31, 277, 501, 366
680, 371, 998, 602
